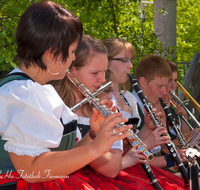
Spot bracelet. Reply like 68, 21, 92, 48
164, 153, 174, 167
89, 129, 96, 140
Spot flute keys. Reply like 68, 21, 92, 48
132, 140, 139, 146
144, 150, 154, 161
138, 145, 144, 152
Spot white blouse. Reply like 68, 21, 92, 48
0, 68, 78, 157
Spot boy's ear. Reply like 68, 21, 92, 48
139, 77, 146, 89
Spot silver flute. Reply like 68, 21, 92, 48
66, 70, 154, 161
70, 81, 112, 112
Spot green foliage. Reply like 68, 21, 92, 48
0, 0, 66, 71
63, 0, 174, 76
176, 0, 200, 83
177, 0, 200, 62
0, 0, 33, 71
0, 0, 199, 81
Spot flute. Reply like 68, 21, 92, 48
65, 70, 165, 190
128, 74, 189, 187
70, 81, 112, 112
66, 70, 153, 161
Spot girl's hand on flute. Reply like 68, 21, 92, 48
91, 112, 132, 155
121, 146, 147, 170
90, 99, 117, 134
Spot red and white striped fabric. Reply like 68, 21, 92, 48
0, 164, 187, 190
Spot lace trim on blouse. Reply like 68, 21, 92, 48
4, 141, 50, 157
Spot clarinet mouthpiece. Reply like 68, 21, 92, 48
127, 74, 135, 82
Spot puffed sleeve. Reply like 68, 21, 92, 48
0, 80, 65, 157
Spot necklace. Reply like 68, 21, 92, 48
119, 92, 133, 112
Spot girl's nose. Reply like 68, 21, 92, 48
128, 60, 133, 69
98, 72, 105, 83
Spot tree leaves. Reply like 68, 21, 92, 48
0, 0, 199, 80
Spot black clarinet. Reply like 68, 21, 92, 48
160, 99, 200, 189
128, 74, 189, 187
67, 70, 163, 189
140, 163, 163, 190
125, 76, 163, 190
159, 98, 187, 147
186, 148, 200, 190
66, 70, 153, 161
126, 138, 163, 190
188, 164, 199, 190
